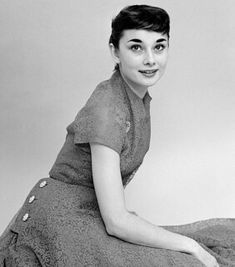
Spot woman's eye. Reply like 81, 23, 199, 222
155, 44, 165, 52
130, 45, 142, 51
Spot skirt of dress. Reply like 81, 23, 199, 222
0, 177, 234, 267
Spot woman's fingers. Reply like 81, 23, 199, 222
193, 244, 219, 267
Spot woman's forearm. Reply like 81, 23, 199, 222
107, 211, 199, 255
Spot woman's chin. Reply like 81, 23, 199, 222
140, 78, 160, 88
138, 72, 162, 87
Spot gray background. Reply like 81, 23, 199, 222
0, 0, 235, 234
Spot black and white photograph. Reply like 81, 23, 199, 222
0, 0, 234, 266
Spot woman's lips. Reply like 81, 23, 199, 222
139, 69, 158, 77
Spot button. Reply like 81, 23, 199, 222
22, 213, 29, 222
28, 195, 36, 203
125, 121, 131, 133
39, 180, 47, 188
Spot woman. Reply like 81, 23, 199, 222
0, 4, 234, 267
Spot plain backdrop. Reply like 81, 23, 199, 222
0, 0, 235, 234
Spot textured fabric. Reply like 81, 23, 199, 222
0, 71, 235, 266
0, 178, 235, 266
49, 70, 151, 187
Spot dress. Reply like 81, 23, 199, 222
0, 70, 235, 266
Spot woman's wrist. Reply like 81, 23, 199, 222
187, 238, 202, 256
181, 236, 201, 256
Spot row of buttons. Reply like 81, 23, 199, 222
22, 180, 47, 222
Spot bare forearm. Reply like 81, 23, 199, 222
107, 211, 198, 255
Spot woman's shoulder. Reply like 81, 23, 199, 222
85, 72, 128, 117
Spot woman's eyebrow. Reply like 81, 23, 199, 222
128, 38, 167, 43
128, 39, 142, 43
156, 38, 167, 43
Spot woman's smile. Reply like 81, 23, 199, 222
139, 69, 159, 78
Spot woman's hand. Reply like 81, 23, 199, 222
192, 244, 219, 267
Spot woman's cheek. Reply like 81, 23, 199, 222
159, 56, 168, 69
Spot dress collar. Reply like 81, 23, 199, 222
110, 70, 152, 104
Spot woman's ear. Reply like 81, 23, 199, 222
109, 43, 120, 65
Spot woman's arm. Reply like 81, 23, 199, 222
90, 143, 219, 267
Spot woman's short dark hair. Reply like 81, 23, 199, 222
109, 5, 170, 49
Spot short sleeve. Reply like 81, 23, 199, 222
72, 104, 126, 155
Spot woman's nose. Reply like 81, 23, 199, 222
143, 50, 156, 66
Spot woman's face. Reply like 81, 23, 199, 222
111, 29, 169, 96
